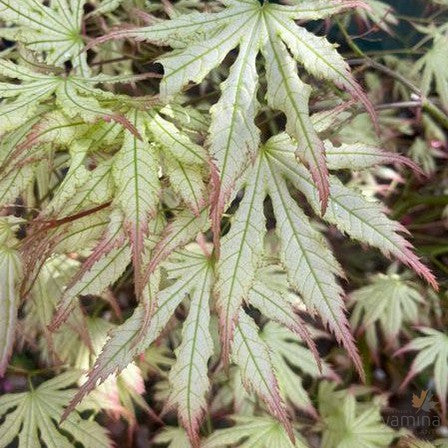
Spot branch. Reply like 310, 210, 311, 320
348, 58, 448, 130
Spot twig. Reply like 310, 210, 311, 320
375, 101, 422, 110
348, 58, 448, 130
336, 18, 365, 58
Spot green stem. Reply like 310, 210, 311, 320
336, 18, 365, 58
392, 195, 448, 219
348, 58, 448, 130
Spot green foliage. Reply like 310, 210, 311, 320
350, 269, 425, 355
0, 0, 89, 73
202, 416, 308, 448
413, 25, 448, 112
318, 382, 396, 448
0, 0, 447, 447
398, 328, 448, 418
0, 371, 111, 447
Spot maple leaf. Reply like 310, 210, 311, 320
62, 248, 214, 442
0, 2, 443, 446
414, 31, 448, 112
0, 371, 112, 448
318, 382, 397, 448
91, 0, 375, 218
397, 328, 448, 418
203, 416, 308, 448
215, 132, 435, 379
0, 0, 89, 74
61, 246, 299, 445
350, 272, 425, 357
7, 97, 209, 329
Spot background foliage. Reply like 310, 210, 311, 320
0, 0, 447, 447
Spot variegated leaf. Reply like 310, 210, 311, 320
232, 311, 293, 441
167, 262, 213, 446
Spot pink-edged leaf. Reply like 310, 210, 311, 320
62, 250, 210, 421
262, 27, 330, 212
325, 141, 426, 176
248, 278, 322, 372
0, 248, 21, 376
112, 110, 160, 298
269, 6, 379, 133
264, 159, 364, 379
165, 263, 213, 447
233, 311, 294, 443
49, 218, 127, 331
215, 155, 266, 364
140, 207, 209, 294
267, 144, 438, 290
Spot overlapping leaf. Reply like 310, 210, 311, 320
397, 328, 448, 418
216, 132, 436, 381
48, 106, 208, 329
63, 249, 213, 431
350, 272, 425, 356
0, 220, 21, 376
203, 416, 308, 448
0, 0, 89, 74
232, 311, 293, 441
0, 61, 208, 326
261, 322, 336, 416
0, 59, 146, 136
63, 246, 301, 444
0, 2, 442, 447
0, 371, 112, 448
318, 382, 396, 448
95, 0, 373, 217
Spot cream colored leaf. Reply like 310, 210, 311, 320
0, 247, 21, 376
167, 262, 213, 445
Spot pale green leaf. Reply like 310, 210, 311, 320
0, 371, 112, 448
233, 311, 292, 438
167, 262, 213, 444
398, 328, 448, 417
203, 416, 308, 448
154, 427, 192, 448
414, 33, 448, 111
319, 383, 396, 448
261, 322, 334, 414
350, 273, 424, 354
0, 247, 21, 376
65, 249, 212, 416
215, 156, 266, 356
